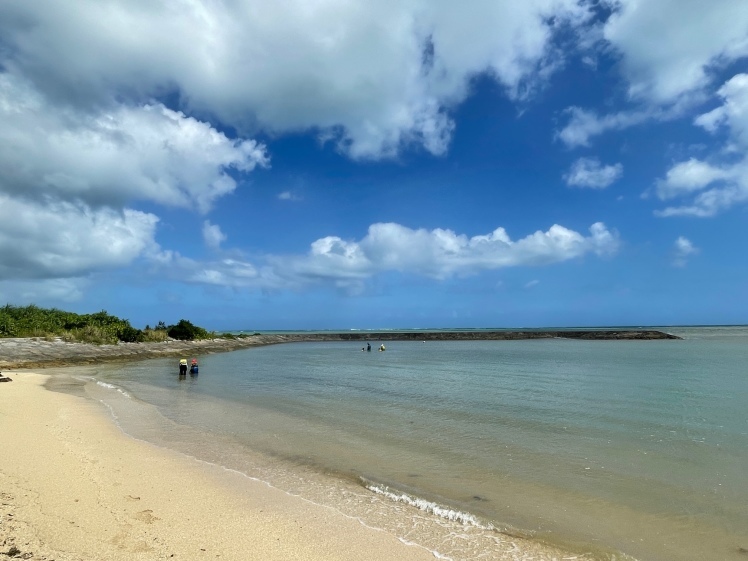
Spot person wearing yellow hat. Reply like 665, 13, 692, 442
179, 358, 187, 376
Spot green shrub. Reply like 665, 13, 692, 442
62, 325, 119, 345
0, 304, 212, 344
167, 319, 209, 341
117, 325, 145, 343
141, 328, 170, 342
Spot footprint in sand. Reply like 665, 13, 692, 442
133, 509, 160, 524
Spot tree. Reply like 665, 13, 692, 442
167, 319, 209, 341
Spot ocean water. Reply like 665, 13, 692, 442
52, 326, 748, 561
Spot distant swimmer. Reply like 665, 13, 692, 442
367, 342, 371, 352
379, 344, 386, 352
179, 358, 187, 376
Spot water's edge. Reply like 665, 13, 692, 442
44, 370, 627, 561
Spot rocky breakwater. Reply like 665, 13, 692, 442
290, 329, 681, 342
0, 335, 292, 370
0, 330, 680, 371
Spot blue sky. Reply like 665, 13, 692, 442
0, 1, 747, 330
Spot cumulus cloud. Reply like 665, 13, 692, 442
0, 69, 269, 290
653, 159, 730, 200
0, 74, 268, 213
558, 1, 748, 146
672, 236, 698, 267
564, 157, 623, 189
268, 221, 619, 286
654, 74, 748, 217
0, 279, 87, 305
0, 195, 159, 280
694, 74, 748, 146
0, 0, 593, 160
202, 221, 227, 250
603, 0, 748, 104
0, 3, 635, 298
145, 221, 621, 292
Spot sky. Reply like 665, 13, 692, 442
0, 0, 747, 330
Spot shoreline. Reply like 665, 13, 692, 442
0, 328, 679, 370
0, 372, 440, 561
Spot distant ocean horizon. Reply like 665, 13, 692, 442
52, 325, 748, 561
227, 324, 748, 334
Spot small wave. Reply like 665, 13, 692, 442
363, 479, 494, 530
96, 380, 131, 398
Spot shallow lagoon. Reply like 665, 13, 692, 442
70, 326, 748, 560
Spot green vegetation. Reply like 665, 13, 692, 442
216, 332, 253, 340
0, 305, 214, 344
167, 319, 209, 341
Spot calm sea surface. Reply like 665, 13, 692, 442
53, 326, 748, 560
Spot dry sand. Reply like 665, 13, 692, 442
0, 372, 437, 561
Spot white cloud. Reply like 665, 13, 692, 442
556, 106, 653, 148
653, 158, 730, 200
558, 2, 748, 147
0, 74, 268, 213
146, 221, 621, 291
694, 74, 748, 147
672, 236, 698, 267
556, 102, 693, 148
0, 0, 592, 160
278, 191, 302, 202
654, 74, 748, 217
202, 221, 227, 250
189, 259, 260, 287
0, 278, 87, 305
655, 182, 748, 218
603, 0, 748, 104
0, 195, 159, 280
524, 279, 540, 289
269, 221, 619, 284
564, 157, 623, 189
0, 72, 271, 287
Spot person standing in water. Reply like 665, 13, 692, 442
367, 342, 371, 352
179, 358, 187, 376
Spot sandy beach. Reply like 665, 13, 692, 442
0, 333, 689, 561
0, 371, 437, 561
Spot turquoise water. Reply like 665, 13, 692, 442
64, 326, 748, 560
